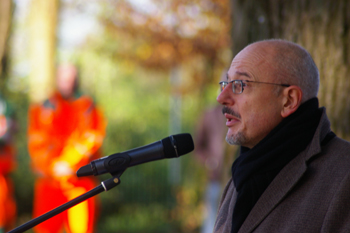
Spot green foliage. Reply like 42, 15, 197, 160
100, 204, 175, 233
0, 79, 35, 229
4, 56, 220, 231
5, 1, 230, 231
2, 40, 223, 233
70, 47, 212, 232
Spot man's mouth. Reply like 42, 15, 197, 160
222, 106, 241, 119
225, 113, 239, 126
222, 106, 241, 127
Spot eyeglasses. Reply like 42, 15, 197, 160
219, 80, 290, 94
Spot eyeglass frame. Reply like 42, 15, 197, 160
219, 80, 291, 94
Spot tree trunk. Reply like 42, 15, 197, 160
231, 0, 350, 140
28, 0, 59, 103
0, 0, 12, 78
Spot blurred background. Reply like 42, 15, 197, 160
1, 0, 350, 232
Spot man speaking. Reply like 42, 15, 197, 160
214, 39, 350, 233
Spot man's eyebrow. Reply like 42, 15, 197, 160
236, 71, 251, 79
226, 71, 252, 81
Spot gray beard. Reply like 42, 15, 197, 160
226, 132, 247, 146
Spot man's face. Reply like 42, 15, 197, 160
217, 43, 285, 149
56, 65, 77, 98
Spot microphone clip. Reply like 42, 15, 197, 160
96, 152, 131, 176
77, 152, 131, 177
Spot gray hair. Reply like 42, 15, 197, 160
255, 39, 320, 102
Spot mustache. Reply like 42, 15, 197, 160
222, 106, 241, 119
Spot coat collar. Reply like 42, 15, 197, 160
238, 107, 332, 233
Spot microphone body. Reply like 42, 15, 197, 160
77, 133, 194, 177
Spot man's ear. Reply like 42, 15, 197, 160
281, 86, 303, 118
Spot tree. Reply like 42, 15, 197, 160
88, 0, 232, 98
0, 0, 12, 79
28, 0, 59, 103
231, 0, 350, 140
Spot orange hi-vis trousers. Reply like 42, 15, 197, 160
0, 144, 16, 231
33, 177, 98, 233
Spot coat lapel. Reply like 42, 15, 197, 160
238, 108, 330, 233
238, 152, 308, 233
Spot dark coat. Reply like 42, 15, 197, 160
214, 108, 350, 233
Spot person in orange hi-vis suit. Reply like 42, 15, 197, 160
0, 94, 17, 233
28, 64, 107, 233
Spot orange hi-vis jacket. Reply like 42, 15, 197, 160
28, 92, 106, 177
28, 92, 106, 233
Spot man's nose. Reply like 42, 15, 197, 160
217, 84, 234, 105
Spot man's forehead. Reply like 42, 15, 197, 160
226, 71, 251, 80
228, 44, 276, 81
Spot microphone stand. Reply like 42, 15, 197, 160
8, 170, 125, 233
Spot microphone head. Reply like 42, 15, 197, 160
162, 133, 194, 158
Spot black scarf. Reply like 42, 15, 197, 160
230, 98, 323, 233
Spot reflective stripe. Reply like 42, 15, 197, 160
66, 187, 89, 233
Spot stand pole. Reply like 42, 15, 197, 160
8, 177, 120, 233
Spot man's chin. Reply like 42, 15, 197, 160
226, 132, 246, 146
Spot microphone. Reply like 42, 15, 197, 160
77, 133, 194, 177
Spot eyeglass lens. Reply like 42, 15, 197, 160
232, 81, 243, 93
220, 82, 227, 92
220, 81, 243, 94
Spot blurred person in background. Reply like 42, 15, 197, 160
194, 104, 226, 233
0, 93, 17, 233
28, 64, 107, 233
